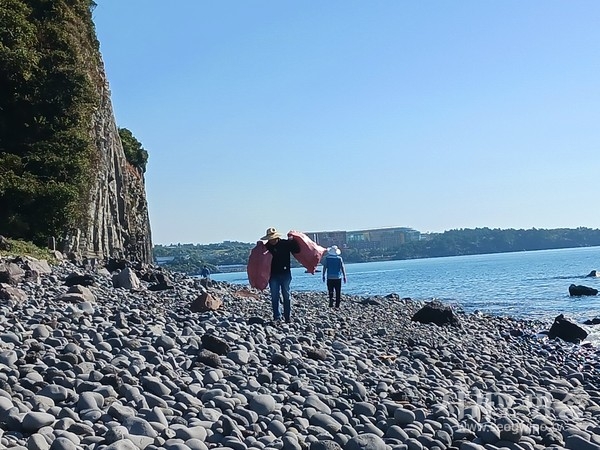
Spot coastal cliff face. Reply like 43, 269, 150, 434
63, 62, 153, 263
0, 1, 152, 263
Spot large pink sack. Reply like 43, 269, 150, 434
247, 241, 273, 290
288, 230, 327, 274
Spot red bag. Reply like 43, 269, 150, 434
247, 241, 272, 290
288, 230, 327, 274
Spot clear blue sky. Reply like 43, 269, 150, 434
93, 1, 600, 245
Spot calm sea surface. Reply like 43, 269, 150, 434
211, 246, 600, 324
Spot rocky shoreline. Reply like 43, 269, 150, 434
1, 257, 600, 450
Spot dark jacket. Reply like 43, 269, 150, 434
266, 238, 300, 275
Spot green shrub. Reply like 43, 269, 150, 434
119, 127, 148, 173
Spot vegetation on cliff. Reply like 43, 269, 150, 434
0, 0, 100, 246
154, 227, 600, 275
119, 127, 148, 174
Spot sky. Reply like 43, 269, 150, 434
92, 1, 600, 245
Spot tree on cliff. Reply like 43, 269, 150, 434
119, 127, 148, 173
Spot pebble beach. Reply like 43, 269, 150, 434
2, 258, 600, 450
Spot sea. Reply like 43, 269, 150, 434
211, 246, 600, 331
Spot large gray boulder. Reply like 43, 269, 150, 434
112, 268, 141, 290
0, 262, 25, 285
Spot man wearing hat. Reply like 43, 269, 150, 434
322, 245, 347, 308
262, 227, 300, 323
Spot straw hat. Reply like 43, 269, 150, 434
328, 245, 341, 256
261, 227, 283, 240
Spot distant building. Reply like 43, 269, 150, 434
348, 227, 420, 250
306, 230, 347, 249
306, 227, 420, 251
155, 256, 175, 265
217, 264, 246, 273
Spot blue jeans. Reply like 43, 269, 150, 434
269, 272, 292, 321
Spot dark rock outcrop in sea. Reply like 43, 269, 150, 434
1, 256, 600, 450
568, 284, 598, 297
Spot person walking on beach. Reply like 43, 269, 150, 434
199, 264, 211, 288
262, 227, 300, 323
201, 265, 211, 280
322, 245, 347, 308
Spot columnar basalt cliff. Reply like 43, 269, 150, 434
0, 1, 152, 263
63, 63, 153, 263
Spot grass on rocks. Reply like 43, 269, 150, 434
0, 238, 57, 263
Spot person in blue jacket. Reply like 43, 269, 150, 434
322, 245, 347, 308
262, 227, 300, 323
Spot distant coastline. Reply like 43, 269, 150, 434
154, 227, 600, 275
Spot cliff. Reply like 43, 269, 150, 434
62, 61, 153, 263
0, 0, 152, 263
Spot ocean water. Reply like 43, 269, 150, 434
211, 246, 600, 326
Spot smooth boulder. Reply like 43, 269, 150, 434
411, 300, 460, 326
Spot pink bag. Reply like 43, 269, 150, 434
288, 230, 327, 274
247, 241, 272, 290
